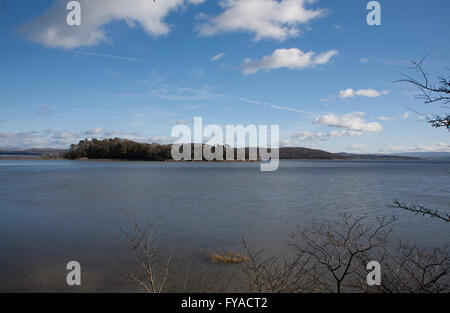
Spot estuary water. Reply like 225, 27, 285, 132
0, 159, 448, 292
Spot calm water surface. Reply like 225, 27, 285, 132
0, 160, 449, 292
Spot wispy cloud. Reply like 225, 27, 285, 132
0, 128, 173, 149
270, 105, 315, 117
150, 85, 223, 101
211, 53, 226, 62
377, 112, 411, 121
292, 131, 326, 141
115, 80, 317, 118
76, 52, 143, 62
401, 112, 410, 119
378, 116, 395, 121
339, 88, 389, 99
115, 81, 315, 116
38, 105, 54, 115
291, 127, 376, 142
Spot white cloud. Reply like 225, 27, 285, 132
378, 112, 411, 121
339, 88, 389, 99
147, 136, 176, 145
378, 116, 395, 121
21, 0, 205, 49
349, 144, 370, 150
314, 112, 383, 133
339, 89, 355, 99
196, 0, 327, 41
211, 53, 226, 62
243, 48, 338, 75
327, 129, 364, 138
360, 58, 369, 63
0, 131, 47, 149
291, 112, 383, 143
291, 128, 366, 142
281, 139, 293, 147
291, 131, 326, 141
84, 127, 103, 135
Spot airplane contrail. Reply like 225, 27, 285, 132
76, 52, 143, 63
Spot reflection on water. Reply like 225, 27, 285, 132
0, 160, 449, 292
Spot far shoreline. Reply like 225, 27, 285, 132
0, 156, 433, 162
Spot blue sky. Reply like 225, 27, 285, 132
0, 0, 449, 153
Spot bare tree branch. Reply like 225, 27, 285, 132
392, 200, 450, 222
117, 210, 175, 293
396, 57, 450, 105
375, 244, 449, 293
396, 57, 450, 130
239, 237, 315, 293
289, 214, 395, 293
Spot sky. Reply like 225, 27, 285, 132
0, 0, 449, 153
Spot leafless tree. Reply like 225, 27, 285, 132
117, 212, 175, 293
117, 211, 233, 293
239, 238, 316, 293
288, 214, 395, 293
240, 215, 449, 293
363, 244, 449, 293
396, 56, 449, 130
117, 212, 448, 293
393, 57, 449, 222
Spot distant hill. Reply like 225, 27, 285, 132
279, 147, 346, 160
338, 152, 450, 160
392, 152, 450, 160
337, 153, 419, 160
0, 148, 67, 158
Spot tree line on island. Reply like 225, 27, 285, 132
65, 138, 173, 161
62, 138, 424, 161
63, 137, 350, 161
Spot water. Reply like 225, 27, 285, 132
0, 159, 449, 292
